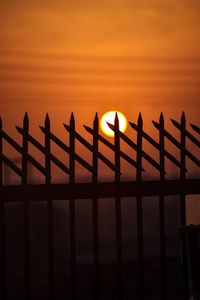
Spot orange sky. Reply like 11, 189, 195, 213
0, 0, 200, 126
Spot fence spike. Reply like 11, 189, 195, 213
23, 112, 29, 127
63, 123, 70, 131
190, 124, 200, 134
181, 111, 186, 124
152, 120, 159, 129
138, 112, 143, 126
39, 125, 45, 133
45, 113, 50, 129
94, 112, 98, 127
159, 112, 164, 124
16, 126, 23, 134
0, 117, 2, 186
84, 125, 93, 134
22, 112, 29, 185
70, 112, 75, 126
171, 119, 179, 128
180, 111, 186, 226
114, 112, 119, 128
158, 111, 166, 298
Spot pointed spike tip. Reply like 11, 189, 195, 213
93, 112, 99, 129
94, 112, 98, 123
114, 112, 119, 126
83, 125, 93, 133
171, 119, 178, 126
138, 112, 143, 125
24, 112, 28, 118
23, 112, 29, 126
129, 121, 136, 128
16, 125, 22, 132
70, 112, 75, 125
45, 113, 50, 128
152, 120, 159, 128
107, 121, 114, 130
45, 113, 50, 121
159, 112, 164, 122
190, 124, 200, 134
181, 111, 186, 122
39, 125, 45, 133
63, 123, 70, 131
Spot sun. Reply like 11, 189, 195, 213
100, 111, 128, 137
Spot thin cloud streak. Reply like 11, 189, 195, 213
1, 63, 200, 77
1, 50, 200, 64
1, 74, 200, 88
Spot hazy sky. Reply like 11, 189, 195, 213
1, 0, 200, 126
1, 0, 200, 55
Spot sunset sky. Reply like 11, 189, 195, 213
1, 0, 200, 127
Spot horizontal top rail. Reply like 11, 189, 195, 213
1, 179, 200, 201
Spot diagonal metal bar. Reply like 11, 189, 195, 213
16, 126, 70, 174
190, 124, 200, 135
171, 119, 200, 148
129, 122, 184, 171
0, 154, 23, 177
84, 125, 144, 172
153, 121, 200, 168
64, 124, 120, 173
107, 123, 162, 172
40, 126, 93, 173
1, 130, 46, 175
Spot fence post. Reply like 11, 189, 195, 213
0, 117, 6, 300
92, 113, 99, 300
0, 117, 2, 186
22, 112, 31, 300
180, 112, 186, 226
114, 113, 123, 300
159, 113, 167, 300
136, 113, 144, 300
44, 114, 55, 300
69, 113, 76, 300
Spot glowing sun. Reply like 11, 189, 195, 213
100, 111, 128, 137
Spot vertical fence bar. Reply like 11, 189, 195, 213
180, 113, 186, 226
114, 113, 123, 300
159, 113, 167, 300
0, 118, 2, 186
22, 113, 31, 300
180, 112, 187, 300
0, 117, 6, 300
69, 113, 76, 300
92, 113, 99, 300
45, 114, 55, 300
136, 113, 144, 300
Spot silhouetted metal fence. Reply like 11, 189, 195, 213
0, 112, 200, 300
